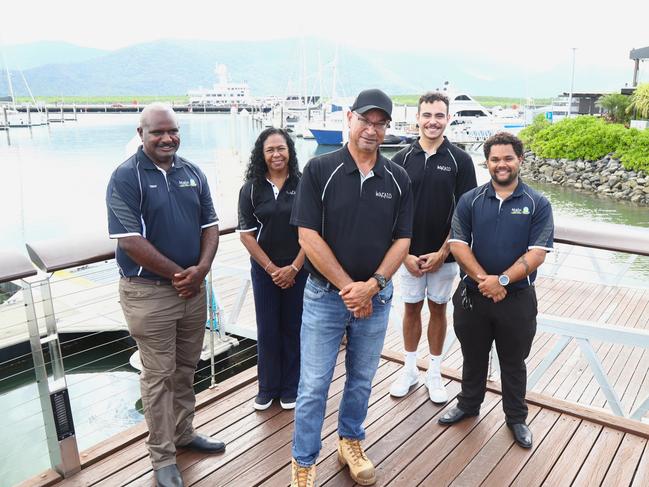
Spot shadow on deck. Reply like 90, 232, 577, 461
23, 345, 649, 487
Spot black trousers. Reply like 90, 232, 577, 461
452, 284, 537, 424
250, 258, 308, 399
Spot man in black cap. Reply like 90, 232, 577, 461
289, 89, 412, 487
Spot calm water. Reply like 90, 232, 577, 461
1, 113, 648, 484
2, 112, 647, 253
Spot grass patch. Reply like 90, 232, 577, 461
14, 95, 189, 105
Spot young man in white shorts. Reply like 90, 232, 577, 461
391, 92, 477, 403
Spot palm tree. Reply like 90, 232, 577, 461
628, 83, 649, 119
597, 93, 630, 123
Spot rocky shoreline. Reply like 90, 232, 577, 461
520, 152, 649, 206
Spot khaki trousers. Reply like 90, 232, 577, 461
119, 278, 206, 469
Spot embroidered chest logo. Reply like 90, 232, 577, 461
436, 165, 452, 172
376, 191, 392, 199
178, 179, 198, 188
286, 190, 296, 195
511, 206, 530, 215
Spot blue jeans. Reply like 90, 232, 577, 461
291, 276, 393, 466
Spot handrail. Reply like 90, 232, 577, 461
3, 217, 646, 278
0, 251, 37, 283
23, 227, 237, 274
554, 216, 649, 257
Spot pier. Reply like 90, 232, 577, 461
3, 220, 649, 486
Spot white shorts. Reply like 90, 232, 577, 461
398, 262, 459, 304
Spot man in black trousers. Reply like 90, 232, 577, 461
440, 132, 554, 448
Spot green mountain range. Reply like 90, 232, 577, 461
0, 38, 631, 99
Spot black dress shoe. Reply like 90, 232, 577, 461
179, 433, 226, 453
438, 406, 479, 426
508, 423, 533, 448
155, 464, 184, 487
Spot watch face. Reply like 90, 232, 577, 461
498, 275, 509, 286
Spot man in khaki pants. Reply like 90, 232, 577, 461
106, 103, 224, 487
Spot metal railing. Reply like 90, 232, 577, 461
0, 227, 258, 485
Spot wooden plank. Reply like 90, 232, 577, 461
448, 405, 542, 487
571, 426, 625, 485
419, 401, 508, 486
631, 441, 649, 487
381, 348, 649, 438
539, 421, 602, 486
15, 469, 62, 487
385, 392, 503, 486
601, 433, 647, 487
321, 381, 463, 487
259, 363, 433, 487
133, 363, 390, 486
480, 408, 562, 487
196, 361, 404, 487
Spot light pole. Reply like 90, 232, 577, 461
567, 48, 577, 118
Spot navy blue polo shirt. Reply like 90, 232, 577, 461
392, 137, 477, 258
290, 145, 413, 283
237, 175, 301, 262
449, 180, 554, 291
106, 146, 219, 280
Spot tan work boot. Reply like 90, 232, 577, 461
291, 458, 316, 487
337, 437, 376, 485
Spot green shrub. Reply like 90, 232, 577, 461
615, 128, 649, 171
519, 114, 550, 147
530, 116, 627, 161
524, 115, 649, 171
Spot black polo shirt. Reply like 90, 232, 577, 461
106, 146, 219, 280
290, 145, 413, 283
392, 137, 476, 259
237, 175, 301, 262
449, 180, 554, 291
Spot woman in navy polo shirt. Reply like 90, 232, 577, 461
238, 128, 307, 411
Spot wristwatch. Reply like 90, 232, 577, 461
372, 273, 388, 290
498, 274, 510, 286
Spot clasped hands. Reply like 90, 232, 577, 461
339, 280, 379, 319
404, 252, 445, 277
173, 265, 207, 298
476, 274, 507, 303
265, 263, 298, 289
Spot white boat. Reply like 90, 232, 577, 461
188, 64, 252, 108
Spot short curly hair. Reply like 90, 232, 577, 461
244, 128, 300, 184
483, 132, 524, 159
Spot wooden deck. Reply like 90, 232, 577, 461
23, 348, 649, 486
16, 234, 649, 486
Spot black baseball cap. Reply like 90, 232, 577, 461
350, 89, 392, 120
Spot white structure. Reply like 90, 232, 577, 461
188, 64, 252, 107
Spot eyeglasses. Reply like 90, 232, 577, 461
354, 112, 390, 131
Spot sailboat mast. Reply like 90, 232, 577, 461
0, 47, 16, 107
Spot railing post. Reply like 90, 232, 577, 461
22, 277, 81, 477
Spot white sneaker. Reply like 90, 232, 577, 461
425, 371, 448, 404
390, 368, 419, 397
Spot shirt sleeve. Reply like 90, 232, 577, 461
392, 168, 413, 239
529, 196, 554, 251
237, 182, 258, 232
455, 152, 478, 202
290, 159, 323, 232
449, 192, 473, 246
106, 168, 143, 239
198, 169, 219, 229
